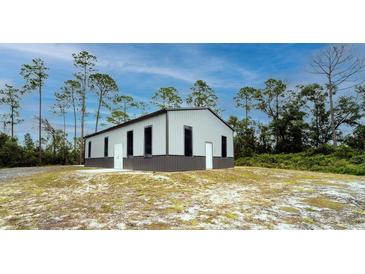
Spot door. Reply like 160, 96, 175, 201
114, 144, 123, 169
205, 142, 213, 170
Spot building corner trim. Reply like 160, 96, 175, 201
166, 111, 169, 155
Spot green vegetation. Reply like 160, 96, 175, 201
230, 45, 365, 175
236, 147, 365, 175
107, 95, 142, 124
1, 47, 224, 168
0, 132, 80, 167
151, 87, 183, 109
305, 197, 345, 210
20, 58, 49, 164
89, 73, 119, 132
302, 217, 316, 224
225, 212, 239, 219
280, 206, 300, 213
186, 80, 220, 113
1, 44, 365, 171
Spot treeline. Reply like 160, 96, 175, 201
230, 80, 365, 157
0, 50, 220, 167
230, 45, 365, 175
231, 45, 365, 155
1, 44, 365, 171
229, 79, 365, 175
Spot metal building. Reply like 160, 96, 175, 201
84, 108, 234, 171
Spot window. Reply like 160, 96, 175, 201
104, 137, 109, 157
221, 136, 227, 158
184, 126, 193, 156
144, 126, 152, 156
127, 130, 133, 157
88, 141, 91, 158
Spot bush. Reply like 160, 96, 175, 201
0, 135, 25, 167
333, 145, 355, 159
349, 154, 365, 164
0, 133, 80, 167
305, 144, 335, 156
235, 150, 365, 176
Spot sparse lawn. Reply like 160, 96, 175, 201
0, 166, 365, 229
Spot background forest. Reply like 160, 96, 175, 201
0, 44, 365, 175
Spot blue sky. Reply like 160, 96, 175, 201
0, 43, 358, 142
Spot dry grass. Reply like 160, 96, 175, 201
0, 166, 365, 229
305, 198, 345, 210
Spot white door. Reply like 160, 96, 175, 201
114, 144, 123, 169
205, 142, 213, 170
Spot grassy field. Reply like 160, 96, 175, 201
0, 166, 365, 229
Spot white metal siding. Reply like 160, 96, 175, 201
85, 113, 166, 158
168, 109, 233, 157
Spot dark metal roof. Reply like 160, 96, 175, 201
84, 107, 233, 139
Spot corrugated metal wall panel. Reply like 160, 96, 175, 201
168, 109, 234, 157
85, 113, 166, 158
85, 155, 234, 171
213, 157, 234, 169
124, 156, 206, 171
84, 157, 114, 168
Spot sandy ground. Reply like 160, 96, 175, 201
0, 166, 364, 229
0, 165, 83, 182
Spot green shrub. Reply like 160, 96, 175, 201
235, 150, 365, 176
305, 144, 335, 156
0, 136, 25, 167
349, 154, 365, 164
333, 145, 355, 159
0, 133, 80, 167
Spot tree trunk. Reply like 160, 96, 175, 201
71, 87, 77, 151
328, 85, 337, 147
315, 107, 321, 148
80, 106, 84, 164
39, 84, 42, 165
124, 103, 126, 122
63, 111, 66, 165
53, 136, 56, 161
80, 66, 86, 165
73, 108, 77, 151
11, 106, 14, 139
245, 95, 248, 122
275, 94, 279, 149
95, 92, 103, 132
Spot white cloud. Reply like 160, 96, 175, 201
117, 46, 262, 92
0, 43, 82, 61
118, 63, 196, 83
96, 45, 262, 89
